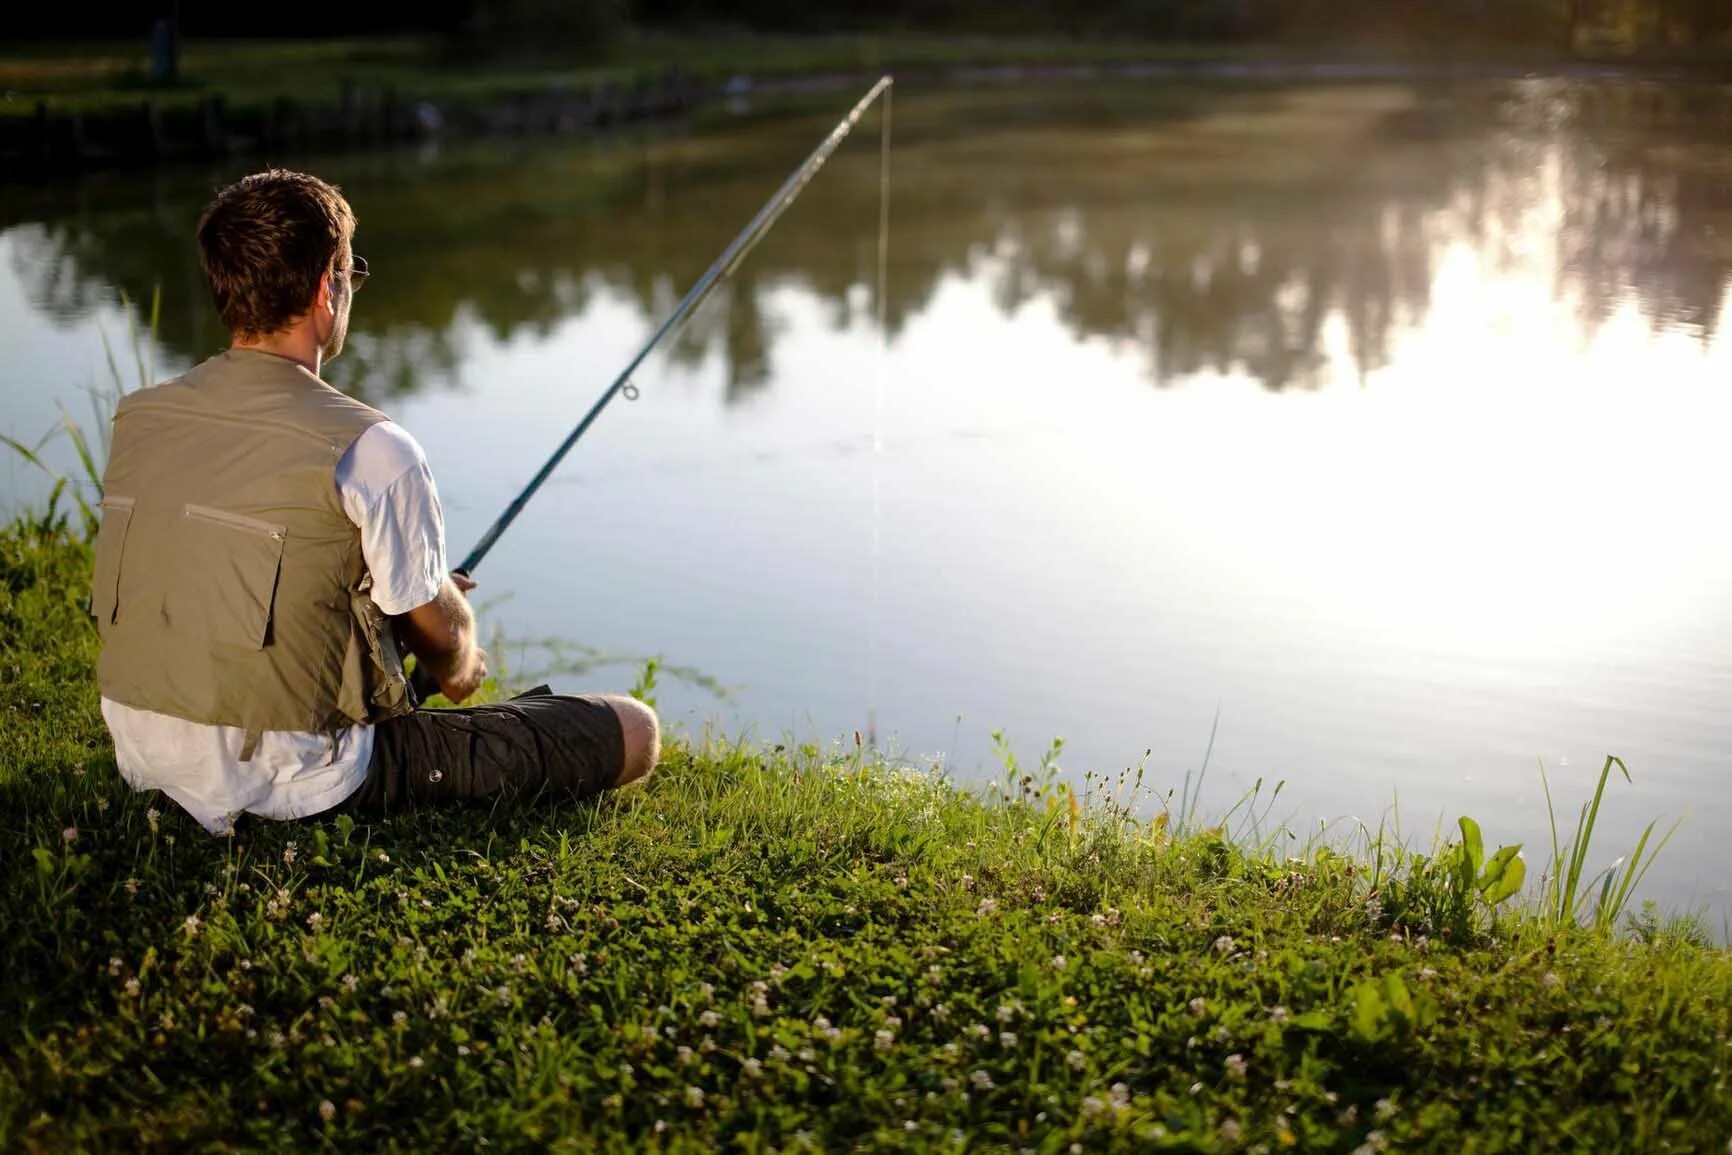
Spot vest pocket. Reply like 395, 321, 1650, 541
169, 504, 287, 649
89, 494, 135, 624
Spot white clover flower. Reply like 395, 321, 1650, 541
970, 1023, 991, 1039
1212, 935, 1235, 955
875, 1029, 896, 1051
999, 1031, 1017, 1048
1270, 1005, 1290, 1022
61, 825, 78, 844
677, 1046, 694, 1065
969, 1069, 994, 1090
306, 912, 323, 929
699, 1010, 719, 1028
742, 1057, 762, 1077
494, 985, 512, 1007
1375, 1098, 1396, 1120
1051, 955, 1067, 970
341, 974, 358, 993
798, 1047, 816, 1063
1219, 1119, 1242, 1143
959, 874, 975, 891
318, 1100, 336, 1122
684, 1086, 705, 1108
931, 1004, 951, 1021
123, 977, 141, 998
1067, 1049, 1086, 1070
1225, 1053, 1248, 1079
182, 914, 201, 938
1188, 997, 1208, 1017
392, 1010, 407, 1027
977, 898, 998, 915
996, 1002, 1017, 1023
769, 1044, 790, 1062
281, 841, 297, 864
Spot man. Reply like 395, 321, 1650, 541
90, 169, 658, 834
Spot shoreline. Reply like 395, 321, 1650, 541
1, 512, 1728, 1147
4, 33, 1729, 179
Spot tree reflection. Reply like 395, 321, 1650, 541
4, 77, 1728, 404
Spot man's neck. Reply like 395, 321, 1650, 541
231, 328, 322, 377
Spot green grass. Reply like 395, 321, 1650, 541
2, 514, 1730, 1150
0, 30, 1587, 122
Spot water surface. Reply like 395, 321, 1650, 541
5, 77, 1730, 922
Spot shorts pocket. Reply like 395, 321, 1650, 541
89, 494, 135, 624
167, 504, 286, 649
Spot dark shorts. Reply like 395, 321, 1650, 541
337, 686, 626, 818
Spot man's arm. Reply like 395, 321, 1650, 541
393, 576, 488, 703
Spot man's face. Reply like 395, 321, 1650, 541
319, 252, 355, 362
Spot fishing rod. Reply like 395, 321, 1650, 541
408, 75, 894, 701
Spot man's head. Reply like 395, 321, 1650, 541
196, 169, 358, 361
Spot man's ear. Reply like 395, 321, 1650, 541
318, 270, 335, 315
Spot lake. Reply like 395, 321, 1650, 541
4, 75, 1730, 925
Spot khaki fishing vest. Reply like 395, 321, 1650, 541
92, 348, 414, 742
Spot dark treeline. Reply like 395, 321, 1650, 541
6, 78, 1728, 408
9, 0, 1732, 53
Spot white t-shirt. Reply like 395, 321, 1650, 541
100, 421, 447, 835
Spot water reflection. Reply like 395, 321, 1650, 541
4, 78, 1729, 407
5, 76, 1732, 923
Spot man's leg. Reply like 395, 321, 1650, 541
341, 691, 660, 818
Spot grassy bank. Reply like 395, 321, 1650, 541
2, 512, 1730, 1151
0, 35, 1233, 120
0, 30, 1663, 124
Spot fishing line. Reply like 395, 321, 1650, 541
449, 76, 894, 580
410, 77, 895, 702
867, 83, 892, 751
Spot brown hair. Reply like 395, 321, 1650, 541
195, 169, 356, 340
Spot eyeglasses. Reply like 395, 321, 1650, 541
348, 254, 369, 293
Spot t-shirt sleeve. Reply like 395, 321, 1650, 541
334, 421, 448, 617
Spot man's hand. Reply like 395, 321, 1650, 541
434, 642, 489, 704
394, 574, 488, 704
